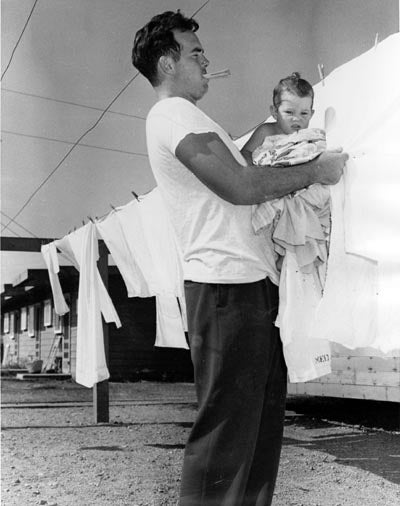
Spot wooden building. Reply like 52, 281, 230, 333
288, 344, 400, 403
1, 266, 193, 382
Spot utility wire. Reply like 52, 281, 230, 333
0, 223, 21, 237
0, 211, 38, 237
2, 88, 146, 120
0, 210, 75, 266
1, 72, 140, 233
191, 0, 212, 18
1, 0, 40, 81
3, 130, 148, 157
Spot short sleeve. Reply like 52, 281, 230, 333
147, 98, 218, 154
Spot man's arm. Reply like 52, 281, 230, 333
176, 131, 347, 205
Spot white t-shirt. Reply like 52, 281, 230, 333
146, 97, 278, 284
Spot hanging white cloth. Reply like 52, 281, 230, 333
98, 189, 188, 349
276, 251, 332, 382
344, 152, 400, 352
41, 242, 70, 316
133, 189, 188, 342
306, 33, 400, 353
59, 226, 121, 327
308, 176, 379, 349
155, 294, 188, 349
134, 189, 185, 298
96, 210, 151, 298
56, 223, 121, 388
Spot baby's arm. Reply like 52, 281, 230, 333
241, 123, 277, 164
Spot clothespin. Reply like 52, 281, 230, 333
87, 216, 94, 223
374, 32, 379, 50
82, 220, 85, 226
131, 190, 139, 201
110, 203, 117, 211
318, 63, 325, 86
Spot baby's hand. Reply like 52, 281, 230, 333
315, 149, 349, 185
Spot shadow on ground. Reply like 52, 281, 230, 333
286, 395, 400, 431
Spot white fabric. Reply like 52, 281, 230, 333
41, 242, 70, 316
96, 210, 151, 298
134, 189, 189, 343
309, 177, 379, 349
277, 251, 331, 382
56, 223, 121, 387
344, 152, 400, 263
63, 225, 121, 328
307, 33, 400, 353
146, 96, 279, 285
106, 191, 188, 349
155, 294, 187, 349
134, 189, 185, 298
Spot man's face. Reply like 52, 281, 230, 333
271, 91, 314, 135
172, 30, 210, 104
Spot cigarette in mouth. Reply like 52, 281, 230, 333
204, 69, 231, 79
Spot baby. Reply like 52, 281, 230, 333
241, 72, 324, 166
241, 73, 331, 289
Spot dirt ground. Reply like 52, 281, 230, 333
1, 378, 400, 506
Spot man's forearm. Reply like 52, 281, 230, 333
176, 132, 345, 206
231, 160, 317, 205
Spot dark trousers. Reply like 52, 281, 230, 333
180, 278, 287, 506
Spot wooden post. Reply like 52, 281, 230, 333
93, 240, 110, 423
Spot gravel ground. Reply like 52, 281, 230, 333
1, 378, 400, 506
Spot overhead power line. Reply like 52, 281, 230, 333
1, 0, 40, 81
2, 88, 146, 121
0, 210, 38, 238
2, 130, 148, 157
0, 223, 21, 237
1, 72, 140, 233
191, 0, 212, 18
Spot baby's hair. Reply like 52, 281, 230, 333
273, 72, 314, 108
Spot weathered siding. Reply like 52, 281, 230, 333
18, 330, 36, 364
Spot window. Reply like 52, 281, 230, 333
3, 313, 10, 334
43, 300, 52, 327
20, 307, 28, 331
9, 313, 15, 339
28, 305, 36, 337
53, 313, 63, 334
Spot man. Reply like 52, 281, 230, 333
132, 11, 347, 506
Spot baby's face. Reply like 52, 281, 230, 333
271, 91, 314, 135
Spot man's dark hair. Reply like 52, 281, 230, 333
273, 72, 314, 108
132, 10, 199, 86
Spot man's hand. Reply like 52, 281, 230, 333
314, 149, 349, 185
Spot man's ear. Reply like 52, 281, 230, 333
310, 109, 315, 118
158, 55, 175, 77
270, 104, 277, 119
